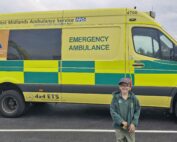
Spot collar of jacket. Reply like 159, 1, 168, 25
113, 91, 135, 100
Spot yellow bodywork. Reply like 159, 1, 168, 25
0, 8, 176, 109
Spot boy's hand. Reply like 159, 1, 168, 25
128, 123, 135, 133
121, 121, 128, 129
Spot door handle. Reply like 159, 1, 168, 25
132, 63, 144, 67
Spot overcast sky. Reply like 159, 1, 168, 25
0, 0, 177, 40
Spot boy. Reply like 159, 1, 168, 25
110, 78, 141, 142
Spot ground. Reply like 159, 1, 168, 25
0, 103, 177, 142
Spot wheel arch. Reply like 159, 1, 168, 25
0, 82, 24, 99
170, 87, 177, 113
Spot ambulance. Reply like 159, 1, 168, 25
0, 8, 177, 118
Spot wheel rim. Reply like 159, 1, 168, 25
2, 97, 18, 113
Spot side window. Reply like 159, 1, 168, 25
7, 29, 61, 60
159, 32, 174, 60
132, 27, 174, 60
132, 28, 160, 58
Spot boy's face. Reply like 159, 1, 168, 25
119, 83, 131, 94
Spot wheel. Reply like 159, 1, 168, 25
0, 90, 26, 118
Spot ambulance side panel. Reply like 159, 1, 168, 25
61, 24, 126, 104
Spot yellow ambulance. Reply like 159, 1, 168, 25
0, 8, 177, 117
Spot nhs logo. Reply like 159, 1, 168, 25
75, 17, 87, 22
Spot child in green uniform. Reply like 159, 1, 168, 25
110, 78, 141, 142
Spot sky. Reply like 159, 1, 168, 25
0, 0, 177, 40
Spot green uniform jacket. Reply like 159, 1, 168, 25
110, 91, 141, 129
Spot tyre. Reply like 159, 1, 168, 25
0, 90, 26, 118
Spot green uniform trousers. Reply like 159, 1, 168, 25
115, 128, 135, 142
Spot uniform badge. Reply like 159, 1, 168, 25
118, 100, 122, 103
